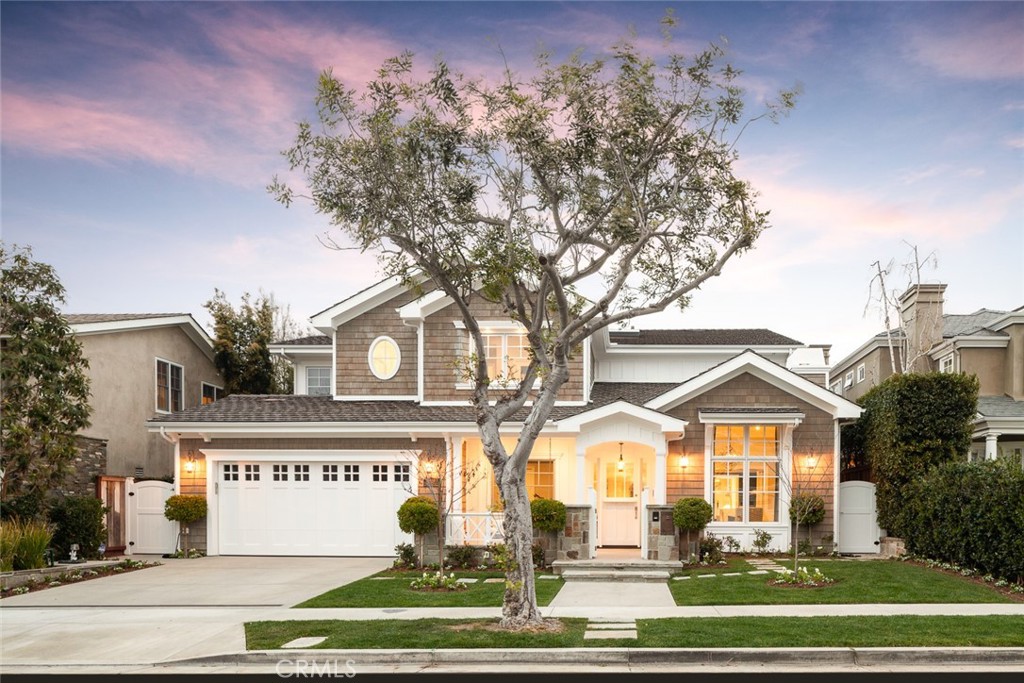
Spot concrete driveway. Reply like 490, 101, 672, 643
1, 555, 390, 668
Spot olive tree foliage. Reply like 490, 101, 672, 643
271, 24, 796, 628
0, 243, 92, 515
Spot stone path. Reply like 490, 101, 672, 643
672, 558, 788, 581
583, 618, 637, 640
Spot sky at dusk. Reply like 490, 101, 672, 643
2, 1, 1022, 364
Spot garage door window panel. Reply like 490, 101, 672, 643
273, 465, 289, 481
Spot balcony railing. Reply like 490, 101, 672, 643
446, 512, 504, 546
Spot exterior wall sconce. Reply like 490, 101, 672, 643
184, 455, 196, 474
679, 454, 689, 469
423, 461, 440, 478
617, 441, 625, 471
804, 455, 818, 470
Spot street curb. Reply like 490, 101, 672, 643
176, 647, 1024, 667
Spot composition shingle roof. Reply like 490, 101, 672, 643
977, 396, 1024, 419
272, 335, 332, 346
148, 381, 684, 425
609, 329, 802, 346
66, 313, 189, 324
942, 310, 1009, 338
699, 407, 802, 413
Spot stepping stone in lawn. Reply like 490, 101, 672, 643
538, 575, 561, 580
588, 623, 636, 630
456, 578, 479, 584
584, 630, 637, 640
722, 572, 741, 577
748, 570, 769, 575
697, 574, 716, 578
282, 637, 327, 649
370, 577, 395, 580
483, 578, 504, 583
672, 576, 691, 581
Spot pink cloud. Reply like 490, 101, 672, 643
907, 15, 1024, 80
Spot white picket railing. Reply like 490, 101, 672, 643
446, 512, 505, 546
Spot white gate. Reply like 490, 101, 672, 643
126, 479, 177, 555
838, 481, 881, 554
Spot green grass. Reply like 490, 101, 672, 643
670, 559, 1013, 605
674, 557, 754, 576
245, 615, 1024, 650
297, 571, 564, 608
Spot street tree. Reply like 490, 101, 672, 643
271, 23, 796, 628
0, 243, 92, 516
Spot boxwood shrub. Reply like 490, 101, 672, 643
902, 459, 1024, 583
531, 498, 567, 533
48, 495, 106, 560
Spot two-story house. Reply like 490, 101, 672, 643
148, 278, 861, 559
831, 284, 1024, 463
68, 313, 224, 553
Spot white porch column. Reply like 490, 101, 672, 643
654, 448, 667, 505
985, 432, 1001, 461
447, 436, 460, 513
576, 445, 587, 504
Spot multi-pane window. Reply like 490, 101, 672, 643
343, 465, 360, 482
477, 331, 531, 382
395, 464, 410, 482
201, 383, 222, 405
940, 354, 955, 373
273, 464, 289, 481
372, 465, 388, 482
843, 372, 854, 389
223, 464, 239, 481
306, 367, 331, 396
156, 359, 183, 412
711, 425, 780, 524
323, 465, 339, 482
244, 464, 260, 481
856, 364, 866, 383
294, 465, 310, 481
491, 461, 555, 506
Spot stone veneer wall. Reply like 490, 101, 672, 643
63, 436, 108, 497
645, 505, 680, 561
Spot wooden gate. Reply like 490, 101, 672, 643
126, 479, 177, 555
96, 476, 127, 555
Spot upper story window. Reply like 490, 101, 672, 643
843, 371, 854, 389
476, 330, 530, 382
201, 382, 222, 405
940, 354, 955, 373
711, 425, 780, 524
156, 359, 183, 413
306, 366, 332, 396
830, 380, 842, 395
856, 364, 866, 383
368, 336, 401, 380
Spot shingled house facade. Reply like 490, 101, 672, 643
149, 278, 860, 558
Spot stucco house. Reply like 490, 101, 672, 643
67, 313, 224, 553
147, 278, 861, 559
830, 284, 1024, 463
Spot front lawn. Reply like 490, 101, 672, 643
246, 615, 1024, 649
670, 558, 1013, 605
674, 557, 754, 576
297, 571, 564, 608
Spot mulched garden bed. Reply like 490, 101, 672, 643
0, 559, 157, 598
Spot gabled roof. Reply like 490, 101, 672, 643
67, 313, 214, 360
609, 329, 802, 346
645, 350, 862, 419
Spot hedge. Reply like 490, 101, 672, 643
902, 459, 1024, 583
859, 372, 978, 535
49, 495, 107, 559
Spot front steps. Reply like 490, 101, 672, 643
552, 558, 683, 582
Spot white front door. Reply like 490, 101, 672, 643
599, 458, 640, 546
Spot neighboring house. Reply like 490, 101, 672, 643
148, 278, 861, 558
831, 284, 1024, 462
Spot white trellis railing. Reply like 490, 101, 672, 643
446, 512, 505, 546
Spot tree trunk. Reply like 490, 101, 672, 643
498, 474, 542, 629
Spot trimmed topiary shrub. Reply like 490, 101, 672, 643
164, 495, 207, 559
530, 498, 567, 533
859, 372, 979, 536
397, 496, 439, 567
48, 495, 107, 560
673, 497, 713, 563
789, 494, 826, 526
902, 459, 1024, 583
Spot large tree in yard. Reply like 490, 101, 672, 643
271, 25, 796, 628
1, 243, 92, 516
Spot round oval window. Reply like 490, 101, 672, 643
368, 336, 401, 380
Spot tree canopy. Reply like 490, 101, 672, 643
272, 21, 795, 628
204, 289, 304, 395
1, 243, 92, 516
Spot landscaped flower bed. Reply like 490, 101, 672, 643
0, 559, 156, 598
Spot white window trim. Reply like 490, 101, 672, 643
940, 353, 955, 373
201, 381, 223, 405
830, 381, 842, 395
703, 424, 793, 526
367, 336, 401, 380
844, 371, 854, 388
457, 323, 536, 390
856, 364, 866, 383
305, 365, 332, 396
155, 357, 184, 414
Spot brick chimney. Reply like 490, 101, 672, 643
899, 283, 946, 373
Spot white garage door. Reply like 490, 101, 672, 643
217, 460, 415, 556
